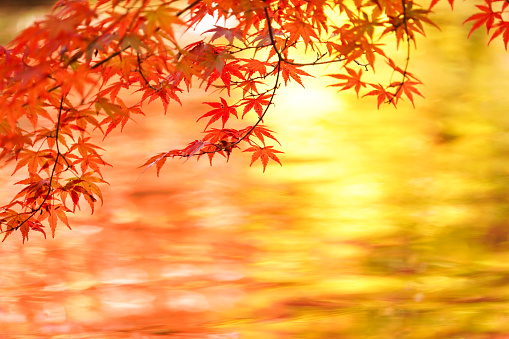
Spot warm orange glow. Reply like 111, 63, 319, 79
3, 1, 509, 338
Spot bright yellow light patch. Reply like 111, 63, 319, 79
274, 82, 344, 122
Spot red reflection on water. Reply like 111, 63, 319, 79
0, 99, 253, 338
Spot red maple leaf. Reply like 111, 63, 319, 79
242, 94, 272, 118
464, 1, 501, 38
243, 145, 283, 172
489, 21, 509, 49
363, 84, 395, 108
198, 97, 238, 129
203, 25, 244, 44
280, 62, 313, 87
327, 67, 366, 97
181, 139, 212, 161
241, 125, 281, 146
393, 80, 424, 107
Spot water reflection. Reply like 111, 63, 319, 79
3, 2, 509, 338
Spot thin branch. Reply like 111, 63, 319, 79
91, 49, 124, 70
190, 5, 283, 156
208, 5, 282, 150
2, 96, 65, 234
178, 5, 283, 159
136, 53, 160, 91
226, 7, 283, 146
388, 0, 411, 104
177, 0, 202, 17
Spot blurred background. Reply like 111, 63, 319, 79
2, 1, 509, 338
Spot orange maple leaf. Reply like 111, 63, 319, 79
198, 97, 238, 129
243, 145, 283, 172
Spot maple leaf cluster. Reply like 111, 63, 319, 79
0, 0, 505, 241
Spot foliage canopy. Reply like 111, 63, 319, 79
0, 0, 505, 242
